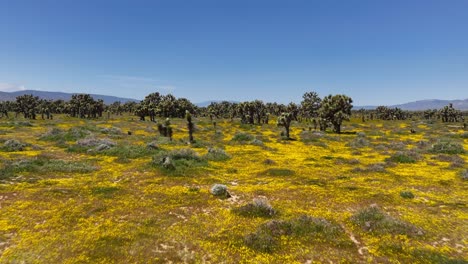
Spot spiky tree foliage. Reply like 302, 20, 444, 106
157, 118, 173, 140
287, 102, 299, 121
38, 99, 52, 119
239, 101, 255, 124
277, 112, 293, 139
423, 109, 437, 120
0, 101, 10, 118
109, 101, 123, 115
68, 94, 101, 118
123, 101, 138, 114
139, 92, 196, 119
300, 91, 322, 120
375, 106, 407, 120
319, 94, 353, 134
439, 103, 462, 122
15, 94, 39, 119
186, 110, 195, 143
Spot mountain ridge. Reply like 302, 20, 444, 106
0, 90, 467, 110
0, 90, 140, 104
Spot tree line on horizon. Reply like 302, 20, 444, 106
0, 91, 465, 134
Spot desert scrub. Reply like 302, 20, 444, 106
68, 137, 116, 153
0, 121, 33, 127
210, 184, 230, 198
299, 130, 324, 143
152, 148, 207, 174
351, 205, 422, 236
231, 132, 264, 146
400, 191, 415, 199
259, 168, 295, 176
460, 169, 468, 180
430, 140, 465, 154
244, 215, 351, 253
40, 127, 92, 142
385, 150, 421, 163
0, 155, 97, 182
204, 147, 231, 161
100, 126, 122, 135
233, 197, 276, 218
231, 132, 254, 142
1, 139, 27, 151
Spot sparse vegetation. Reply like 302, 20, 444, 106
0, 105, 466, 263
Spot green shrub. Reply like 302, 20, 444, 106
152, 148, 206, 174
386, 151, 420, 163
0, 155, 97, 182
2, 139, 27, 151
244, 215, 349, 253
40, 127, 91, 142
204, 147, 231, 161
231, 132, 254, 142
431, 140, 465, 154
233, 197, 276, 218
400, 191, 415, 199
260, 168, 295, 176
100, 127, 122, 135
351, 205, 422, 236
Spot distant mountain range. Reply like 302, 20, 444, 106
355, 99, 468, 111
0, 90, 466, 110
0, 90, 139, 104
195, 100, 240, 107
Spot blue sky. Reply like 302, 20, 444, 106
1, 0, 467, 105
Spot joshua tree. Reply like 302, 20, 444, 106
186, 110, 194, 143
15, 94, 39, 119
300, 91, 321, 120
319, 94, 353, 134
277, 112, 293, 139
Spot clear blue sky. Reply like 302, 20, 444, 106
1, 0, 467, 105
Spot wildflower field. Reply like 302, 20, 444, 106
0, 115, 467, 263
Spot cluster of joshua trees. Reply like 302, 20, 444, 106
0, 91, 465, 139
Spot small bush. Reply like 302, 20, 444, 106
2, 139, 27, 151
400, 191, 415, 199
460, 170, 468, 181
233, 197, 276, 218
431, 140, 465, 154
0, 155, 97, 182
152, 148, 206, 173
351, 205, 422, 236
146, 141, 160, 150
250, 139, 264, 146
210, 184, 230, 197
41, 127, 91, 142
77, 137, 116, 148
244, 228, 278, 253
299, 131, 324, 143
260, 168, 295, 176
100, 127, 122, 135
244, 215, 349, 253
204, 147, 231, 161
347, 136, 370, 148
232, 132, 254, 142
386, 151, 420, 164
